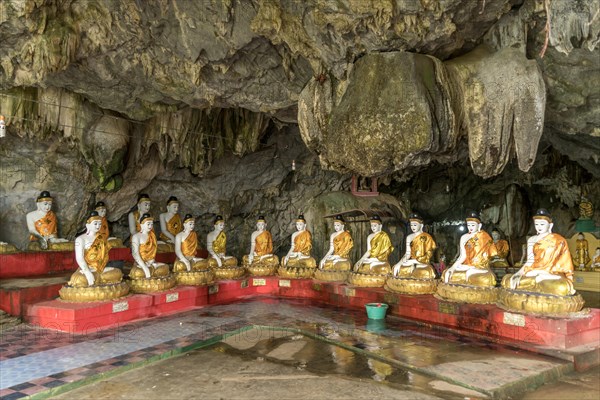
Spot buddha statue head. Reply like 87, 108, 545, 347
578, 232, 585, 241
166, 196, 179, 214
140, 213, 154, 233
95, 201, 107, 218
369, 215, 382, 233
183, 214, 195, 231
296, 214, 307, 231
214, 215, 225, 232
86, 211, 103, 234
491, 228, 501, 241
465, 211, 482, 234
36, 191, 53, 213
333, 215, 345, 232
408, 213, 424, 234
532, 208, 553, 235
256, 216, 267, 231
137, 194, 151, 214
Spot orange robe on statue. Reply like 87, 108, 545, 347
160, 214, 182, 241
524, 233, 574, 281
255, 231, 273, 256
464, 231, 497, 269
30, 211, 58, 241
293, 231, 312, 255
333, 231, 353, 258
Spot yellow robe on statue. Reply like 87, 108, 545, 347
369, 231, 393, 262
133, 210, 141, 233
212, 231, 227, 254
160, 214, 182, 242
181, 231, 198, 257
140, 231, 158, 262
255, 231, 273, 256
30, 211, 58, 241
464, 231, 497, 269
410, 232, 436, 264
85, 235, 109, 273
494, 239, 509, 260
293, 230, 312, 256
99, 217, 110, 239
333, 231, 353, 258
524, 233, 574, 282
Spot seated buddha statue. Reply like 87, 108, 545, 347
128, 193, 151, 236
281, 214, 317, 269
387, 213, 436, 294
315, 215, 353, 281
26, 191, 73, 251
159, 196, 182, 243
392, 213, 436, 278
242, 216, 279, 276
490, 228, 510, 270
502, 209, 576, 296
441, 211, 497, 287
59, 211, 129, 301
348, 215, 393, 287
573, 232, 591, 270
172, 214, 212, 285
207, 215, 238, 268
592, 247, 600, 271
94, 201, 124, 248
129, 213, 175, 292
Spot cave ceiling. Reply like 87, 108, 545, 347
0, 0, 598, 180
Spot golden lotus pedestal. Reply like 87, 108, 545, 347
212, 266, 246, 280
59, 282, 130, 302
28, 242, 75, 252
436, 282, 498, 304
313, 269, 349, 282
129, 275, 177, 293
347, 272, 388, 288
246, 264, 278, 276
175, 269, 215, 286
498, 288, 585, 316
0, 243, 18, 254
278, 266, 315, 279
385, 277, 438, 294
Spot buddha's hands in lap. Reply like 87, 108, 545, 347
82, 269, 95, 286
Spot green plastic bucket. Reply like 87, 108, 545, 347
365, 303, 388, 320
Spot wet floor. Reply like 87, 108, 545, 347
44, 298, 584, 399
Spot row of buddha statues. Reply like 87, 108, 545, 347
13, 191, 591, 315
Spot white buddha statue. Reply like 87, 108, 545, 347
592, 247, 600, 271
392, 213, 436, 279
242, 216, 279, 275
441, 211, 497, 287
207, 215, 238, 268
173, 214, 208, 272
319, 215, 353, 271
26, 191, 71, 251
129, 214, 170, 280
282, 214, 316, 268
59, 211, 129, 301
353, 215, 393, 275
159, 196, 182, 243
94, 201, 124, 248
128, 193, 151, 236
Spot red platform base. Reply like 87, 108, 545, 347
23, 277, 600, 369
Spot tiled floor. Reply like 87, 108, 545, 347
0, 298, 568, 399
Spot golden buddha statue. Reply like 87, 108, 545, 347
26, 191, 73, 251
386, 213, 437, 294
573, 232, 591, 270
128, 193, 151, 236
129, 213, 176, 292
278, 214, 317, 278
207, 215, 244, 279
499, 209, 584, 314
159, 196, 183, 243
59, 211, 129, 301
242, 216, 279, 276
173, 214, 213, 285
592, 247, 600, 272
348, 215, 393, 287
94, 201, 124, 248
315, 215, 354, 282
490, 228, 510, 270
437, 211, 498, 304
